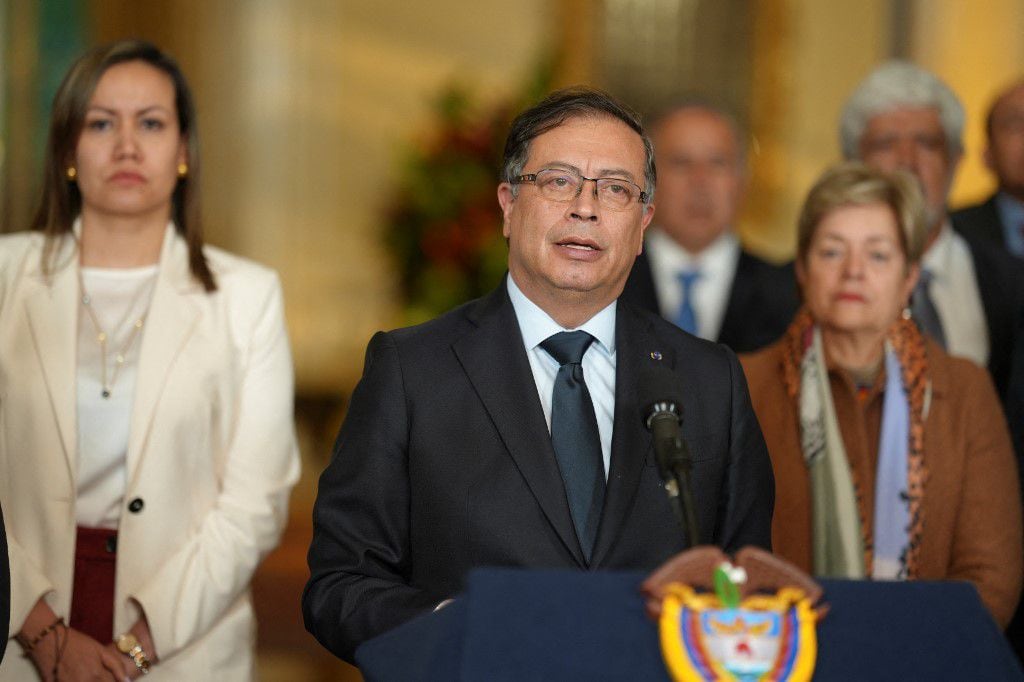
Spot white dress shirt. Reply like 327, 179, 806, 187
644, 227, 740, 341
507, 275, 615, 478
922, 221, 989, 367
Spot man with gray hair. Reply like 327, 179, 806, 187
840, 60, 1023, 401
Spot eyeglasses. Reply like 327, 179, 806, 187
513, 168, 649, 210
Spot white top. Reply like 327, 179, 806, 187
76, 264, 158, 528
644, 228, 740, 341
507, 274, 616, 478
921, 222, 989, 367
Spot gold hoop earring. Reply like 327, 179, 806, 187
177, 163, 188, 178
66, 166, 77, 181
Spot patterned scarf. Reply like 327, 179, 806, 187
780, 309, 929, 579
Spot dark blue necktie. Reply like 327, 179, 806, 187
911, 269, 946, 348
540, 331, 606, 563
674, 269, 701, 335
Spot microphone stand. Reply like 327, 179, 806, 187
665, 438, 700, 551
648, 406, 701, 549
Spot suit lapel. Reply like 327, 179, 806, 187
717, 250, 753, 345
592, 303, 675, 566
24, 239, 79, 480
982, 196, 1008, 246
452, 284, 586, 567
126, 228, 201, 481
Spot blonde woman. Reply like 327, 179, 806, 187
742, 162, 1022, 628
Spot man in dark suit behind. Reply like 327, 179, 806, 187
303, 88, 774, 664
620, 101, 798, 353
952, 78, 1024, 260
952, 83, 1024, 658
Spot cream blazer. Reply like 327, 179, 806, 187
0, 227, 300, 680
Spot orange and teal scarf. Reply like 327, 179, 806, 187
781, 309, 929, 580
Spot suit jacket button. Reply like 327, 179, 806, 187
128, 498, 144, 513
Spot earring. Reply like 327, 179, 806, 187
177, 163, 188, 178
901, 306, 912, 321
66, 166, 77, 181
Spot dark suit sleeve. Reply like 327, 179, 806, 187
1009, 306, 1024, 496
717, 348, 774, 552
302, 331, 436, 663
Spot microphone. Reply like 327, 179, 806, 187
640, 366, 701, 549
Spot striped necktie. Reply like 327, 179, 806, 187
911, 269, 946, 348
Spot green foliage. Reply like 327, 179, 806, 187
384, 58, 555, 322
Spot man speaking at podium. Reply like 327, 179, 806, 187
303, 88, 774, 663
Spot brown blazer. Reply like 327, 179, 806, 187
741, 338, 1023, 627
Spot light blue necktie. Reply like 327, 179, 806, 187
674, 269, 702, 335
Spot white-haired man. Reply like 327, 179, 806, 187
840, 60, 1023, 402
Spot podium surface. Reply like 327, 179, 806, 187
357, 568, 1023, 680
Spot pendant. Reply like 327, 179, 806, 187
102, 389, 111, 399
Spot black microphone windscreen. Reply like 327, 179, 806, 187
638, 363, 683, 428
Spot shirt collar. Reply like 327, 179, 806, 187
645, 227, 738, 275
921, 219, 954, 282
996, 191, 1024, 228
506, 274, 617, 355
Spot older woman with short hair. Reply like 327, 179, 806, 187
741, 162, 1022, 627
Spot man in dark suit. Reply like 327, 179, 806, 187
303, 88, 774, 663
952, 79, 1024, 259
840, 61, 1023, 401
953, 79, 1024, 652
620, 101, 798, 353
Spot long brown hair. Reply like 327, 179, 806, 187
33, 39, 216, 291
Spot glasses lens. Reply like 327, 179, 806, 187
531, 169, 639, 209
595, 179, 636, 209
535, 170, 580, 201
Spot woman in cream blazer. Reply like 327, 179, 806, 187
0, 40, 298, 680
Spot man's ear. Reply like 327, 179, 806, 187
637, 202, 655, 255
498, 183, 516, 238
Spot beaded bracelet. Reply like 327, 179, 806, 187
18, 617, 65, 653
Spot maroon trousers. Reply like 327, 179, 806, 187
69, 526, 117, 642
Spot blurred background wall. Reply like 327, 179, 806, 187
2, 1, 1023, 678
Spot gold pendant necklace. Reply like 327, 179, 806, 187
78, 270, 148, 399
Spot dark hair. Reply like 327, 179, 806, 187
501, 86, 656, 203
985, 79, 1024, 139
33, 38, 216, 291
